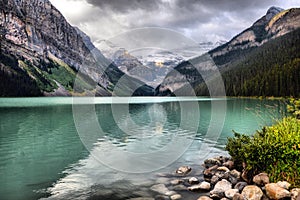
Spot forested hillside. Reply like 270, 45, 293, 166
195, 28, 300, 97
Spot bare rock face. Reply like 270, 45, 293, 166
0, 0, 153, 96
0, 0, 90, 69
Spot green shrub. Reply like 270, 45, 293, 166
287, 98, 300, 119
226, 117, 300, 187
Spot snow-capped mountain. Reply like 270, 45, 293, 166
95, 40, 224, 87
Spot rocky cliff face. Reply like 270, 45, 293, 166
0, 0, 153, 96
1, 0, 89, 69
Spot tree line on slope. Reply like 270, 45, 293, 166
195, 28, 300, 97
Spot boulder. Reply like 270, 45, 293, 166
241, 185, 263, 200
188, 181, 211, 191
211, 175, 220, 185
241, 170, 250, 182
225, 189, 240, 199
253, 173, 270, 186
204, 165, 218, 178
229, 170, 241, 185
234, 182, 248, 193
217, 166, 230, 173
291, 188, 300, 200
223, 160, 235, 170
230, 170, 241, 179
204, 158, 222, 167
210, 179, 232, 198
188, 177, 199, 184
265, 183, 290, 199
197, 196, 213, 200
175, 166, 191, 175
233, 193, 244, 200
276, 181, 291, 190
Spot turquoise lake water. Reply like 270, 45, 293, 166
0, 97, 286, 200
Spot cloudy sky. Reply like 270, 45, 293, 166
50, 0, 300, 43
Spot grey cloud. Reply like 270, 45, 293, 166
86, 0, 162, 13
51, 0, 299, 43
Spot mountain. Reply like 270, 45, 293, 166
0, 0, 153, 96
156, 7, 300, 97
209, 6, 300, 67
97, 40, 222, 88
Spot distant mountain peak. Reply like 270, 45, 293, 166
266, 6, 284, 21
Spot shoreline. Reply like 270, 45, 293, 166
119, 155, 299, 200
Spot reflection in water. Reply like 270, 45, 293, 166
0, 98, 286, 200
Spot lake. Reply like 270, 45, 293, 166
0, 97, 286, 200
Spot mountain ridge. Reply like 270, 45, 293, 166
155, 6, 300, 96
0, 0, 154, 96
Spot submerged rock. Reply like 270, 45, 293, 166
241, 185, 263, 200
170, 184, 187, 191
188, 177, 199, 184
170, 179, 183, 185
150, 184, 176, 196
170, 194, 182, 200
188, 181, 211, 191
175, 166, 191, 175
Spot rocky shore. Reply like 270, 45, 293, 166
134, 156, 300, 200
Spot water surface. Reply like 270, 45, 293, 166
0, 97, 285, 200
